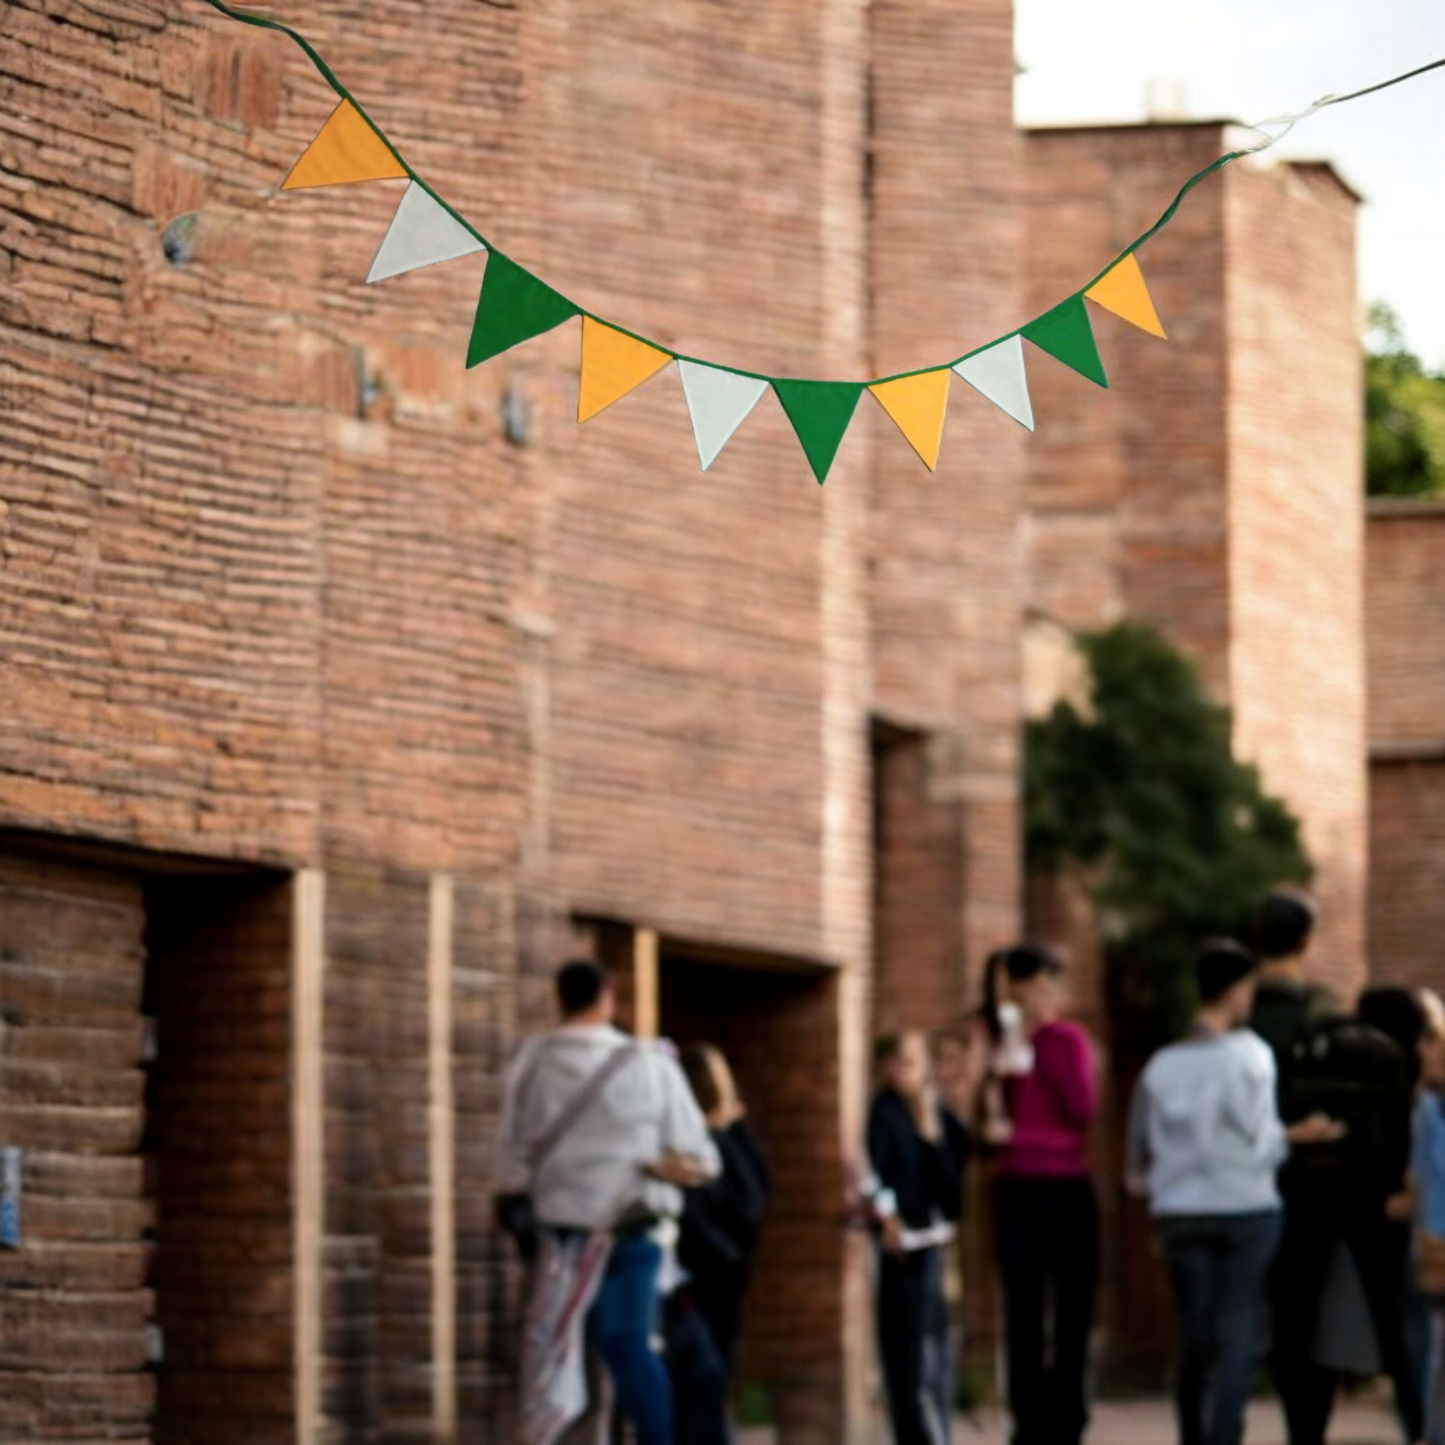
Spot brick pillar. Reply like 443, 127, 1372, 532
0, 851, 152, 1442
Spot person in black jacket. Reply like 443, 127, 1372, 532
867, 1031, 972, 1445
1250, 889, 1423, 1445
675, 1044, 771, 1377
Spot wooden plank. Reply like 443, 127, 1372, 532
292, 869, 325, 1445
632, 927, 658, 1041
427, 874, 457, 1443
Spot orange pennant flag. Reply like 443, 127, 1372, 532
578, 318, 673, 422
283, 100, 409, 191
869, 369, 951, 471
1085, 253, 1167, 339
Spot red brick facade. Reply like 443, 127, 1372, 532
1025, 124, 1366, 997
1, 2, 1403, 1438
2, 0, 1021, 1439
1366, 501, 1445, 991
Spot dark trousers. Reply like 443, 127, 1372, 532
996, 1176, 1099, 1445
664, 1289, 731, 1445
1159, 1211, 1282, 1445
1270, 1200, 1423, 1445
876, 1245, 952, 1445
690, 1270, 747, 1379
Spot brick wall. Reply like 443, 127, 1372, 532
3, 0, 1030, 1437
867, 0, 1025, 986
0, 851, 152, 1441
1225, 159, 1365, 996
1025, 125, 1365, 991
1366, 502, 1445, 990
1026, 123, 1232, 682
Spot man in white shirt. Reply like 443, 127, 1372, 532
496, 959, 719, 1445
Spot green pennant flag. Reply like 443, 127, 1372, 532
467, 251, 578, 368
1022, 296, 1109, 388
773, 378, 864, 485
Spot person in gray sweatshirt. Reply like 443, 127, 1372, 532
1127, 941, 1341, 1445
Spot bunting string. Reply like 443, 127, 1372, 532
193, 0, 1445, 483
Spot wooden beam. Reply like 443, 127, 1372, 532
427, 875, 458, 1442
291, 870, 325, 1445
632, 927, 659, 1040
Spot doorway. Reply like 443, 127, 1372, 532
658, 946, 847, 1444
0, 836, 293, 1445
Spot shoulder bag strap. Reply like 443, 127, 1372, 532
528, 1041, 642, 1171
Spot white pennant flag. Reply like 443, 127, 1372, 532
953, 335, 1034, 431
367, 182, 486, 283
677, 360, 769, 470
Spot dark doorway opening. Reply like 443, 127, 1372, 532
658, 947, 846, 1443
142, 872, 295, 1445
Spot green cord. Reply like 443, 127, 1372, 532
193, 0, 1437, 389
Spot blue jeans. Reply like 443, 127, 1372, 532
1160, 1211, 1282, 1445
588, 1230, 672, 1445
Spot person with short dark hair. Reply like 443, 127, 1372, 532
1127, 941, 1299, 1445
1249, 888, 1336, 1067
1247, 894, 1423, 1445
983, 944, 1099, 1445
866, 1030, 971, 1445
495, 958, 719, 1445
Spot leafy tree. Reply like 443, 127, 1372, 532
1365, 302, 1445, 497
1025, 623, 1312, 1052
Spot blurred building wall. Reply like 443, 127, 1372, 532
0, 0, 1023, 1439
1365, 499, 1445, 994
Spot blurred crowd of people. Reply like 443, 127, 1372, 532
490, 886, 1445, 1445
860, 887, 1445, 1445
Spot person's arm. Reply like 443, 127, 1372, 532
1037, 1025, 1099, 1129
865, 1093, 904, 1252
655, 1050, 722, 1183
1225, 1043, 1289, 1169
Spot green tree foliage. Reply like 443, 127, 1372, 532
1366, 302, 1445, 497
1025, 623, 1312, 1051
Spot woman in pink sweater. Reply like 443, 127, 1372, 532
982, 944, 1100, 1445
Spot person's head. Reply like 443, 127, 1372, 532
1255, 887, 1317, 966
1357, 985, 1431, 1092
874, 1031, 932, 1101
679, 1042, 741, 1124
983, 943, 1066, 1036
554, 958, 613, 1023
1418, 990, 1445, 1090
1193, 939, 1259, 1026
931, 1031, 971, 1091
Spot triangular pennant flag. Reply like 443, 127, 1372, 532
282, 100, 408, 191
1085, 253, 1167, 339
367, 182, 486, 283
466, 252, 578, 368
772, 379, 864, 485
868, 370, 951, 471
578, 318, 673, 422
1022, 296, 1109, 388
678, 360, 769, 470
953, 336, 1034, 431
